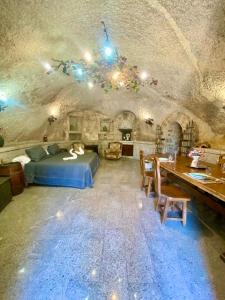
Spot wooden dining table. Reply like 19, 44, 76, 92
160, 156, 225, 203
159, 155, 225, 262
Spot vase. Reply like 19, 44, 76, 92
0, 135, 4, 147
191, 156, 200, 168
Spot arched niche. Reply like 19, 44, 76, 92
114, 111, 137, 141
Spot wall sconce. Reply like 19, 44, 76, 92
48, 115, 57, 125
145, 118, 154, 126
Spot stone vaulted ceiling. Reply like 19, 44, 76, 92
0, 0, 225, 136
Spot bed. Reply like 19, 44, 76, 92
24, 151, 99, 189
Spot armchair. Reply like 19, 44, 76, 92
105, 142, 122, 160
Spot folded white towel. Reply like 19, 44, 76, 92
75, 146, 84, 155
63, 149, 78, 160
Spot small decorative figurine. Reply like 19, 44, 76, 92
188, 148, 205, 168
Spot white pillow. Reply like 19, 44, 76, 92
12, 155, 31, 167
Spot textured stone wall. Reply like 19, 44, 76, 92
0, 0, 224, 149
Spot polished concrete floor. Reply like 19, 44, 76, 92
0, 158, 225, 300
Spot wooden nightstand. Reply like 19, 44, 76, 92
122, 144, 134, 156
0, 177, 12, 212
84, 144, 99, 154
0, 162, 25, 195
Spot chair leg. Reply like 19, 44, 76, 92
182, 201, 187, 226
161, 199, 169, 223
146, 177, 152, 198
154, 197, 159, 211
140, 175, 145, 190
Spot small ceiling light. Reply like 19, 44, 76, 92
18, 268, 26, 274
76, 68, 83, 76
0, 92, 7, 102
104, 46, 113, 57
56, 210, 64, 219
140, 71, 148, 81
119, 81, 125, 87
112, 71, 120, 80
43, 62, 53, 74
88, 81, 94, 89
84, 51, 92, 62
111, 293, 118, 300
91, 269, 97, 277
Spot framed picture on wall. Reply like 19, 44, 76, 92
100, 119, 111, 132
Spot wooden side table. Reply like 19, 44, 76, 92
122, 144, 134, 156
0, 162, 25, 195
84, 144, 99, 154
0, 177, 12, 211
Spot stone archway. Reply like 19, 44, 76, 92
161, 111, 191, 132
160, 112, 191, 153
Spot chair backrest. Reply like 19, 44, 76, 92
108, 142, 122, 151
153, 157, 161, 196
218, 154, 225, 167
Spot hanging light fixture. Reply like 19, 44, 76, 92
47, 21, 158, 93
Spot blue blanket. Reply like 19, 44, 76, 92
24, 151, 100, 189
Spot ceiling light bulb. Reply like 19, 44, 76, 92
56, 210, 64, 219
140, 71, 148, 81
76, 68, 83, 76
18, 268, 25, 274
111, 293, 118, 300
112, 71, 120, 80
88, 82, 94, 89
43, 63, 52, 72
0, 92, 7, 102
84, 51, 92, 62
104, 47, 113, 57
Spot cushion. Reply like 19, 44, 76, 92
47, 143, 60, 155
25, 145, 47, 162
12, 155, 31, 167
110, 143, 121, 151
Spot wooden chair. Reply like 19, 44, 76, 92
139, 150, 154, 197
218, 154, 225, 168
153, 157, 191, 225
105, 142, 122, 160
